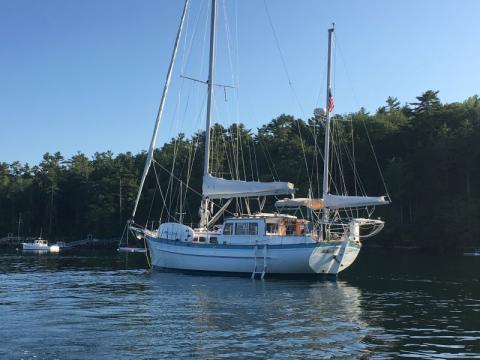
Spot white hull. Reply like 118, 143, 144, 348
146, 236, 361, 276
118, 246, 147, 254
22, 242, 49, 251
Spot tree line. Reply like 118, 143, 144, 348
1, 91, 479, 252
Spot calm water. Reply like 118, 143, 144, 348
0, 249, 479, 359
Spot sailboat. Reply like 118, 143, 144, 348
128, 0, 389, 277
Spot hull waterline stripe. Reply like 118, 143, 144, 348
150, 247, 270, 259
147, 236, 361, 250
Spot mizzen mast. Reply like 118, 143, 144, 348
322, 24, 334, 221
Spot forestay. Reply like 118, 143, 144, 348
202, 175, 294, 199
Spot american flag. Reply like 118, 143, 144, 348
328, 88, 335, 112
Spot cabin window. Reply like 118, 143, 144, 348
236, 222, 249, 235
223, 223, 234, 235
286, 222, 295, 235
210, 237, 218, 244
266, 223, 278, 234
235, 222, 258, 235
199, 237, 206, 243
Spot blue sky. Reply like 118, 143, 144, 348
1, 0, 479, 165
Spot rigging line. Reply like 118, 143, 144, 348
145, 186, 158, 227
222, 2, 245, 180
181, 91, 207, 193
222, 0, 237, 89
131, 0, 189, 219
334, 123, 349, 196
262, 0, 313, 191
337, 118, 367, 196
350, 114, 358, 195
180, 0, 190, 71
295, 119, 313, 194
315, 47, 328, 108
361, 117, 391, 198
239, 127, 247, 181
233, 127, 240, 180
166, 135, 181, 212
247, 137, 255, 181
180, 0, 204, 73
152, 162, 173, 222
262, 0, 306, 117
217, 128, 231, 178
183, 134, 200, 209
252, 138, 260, 182
341, 116, 367, 196
226, 128, 236, 179
303, 121, 321, 189
305, 121, 325, 198
305, 122, 328, 195
335, 34, 390, 198
333, 124, 366, 219
257, 135, 279, 181
143, 235, 152, 270
333, 122, 347, 195
152, 158, 236, 215
170, 152, 191, 220
184, 0, 210, 77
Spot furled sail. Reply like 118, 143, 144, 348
202, 175, 295, 199
323, 194, 390, 209
275, 198, 324, 210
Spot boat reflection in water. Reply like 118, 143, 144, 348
147, 272, 372, 358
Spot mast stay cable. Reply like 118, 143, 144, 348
131, 0, 191, 220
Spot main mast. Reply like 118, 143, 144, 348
204, 0, 216, 177
322, 24, 334, 221
200, 0, 217, 228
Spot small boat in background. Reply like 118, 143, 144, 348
117, 246, 147, 254
464, 248, 480, 256
22, 238, 49, 251
117, 228, 147, 253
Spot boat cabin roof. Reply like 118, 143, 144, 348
225, 212, 298, 222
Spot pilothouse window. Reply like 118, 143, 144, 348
235, 222, 258, 235
266, 223, 278, 235
223, 223, 233, 235
235, 223, 249, 235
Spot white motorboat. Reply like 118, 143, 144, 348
464, 248, 480, 256
22, 238, 49, 251
127, 0, 390, 277
118, 246, 147, 254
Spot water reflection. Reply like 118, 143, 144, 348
141, 272, 372, 358
0, 250, 479, 358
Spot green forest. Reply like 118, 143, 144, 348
1, 91, 479, 252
